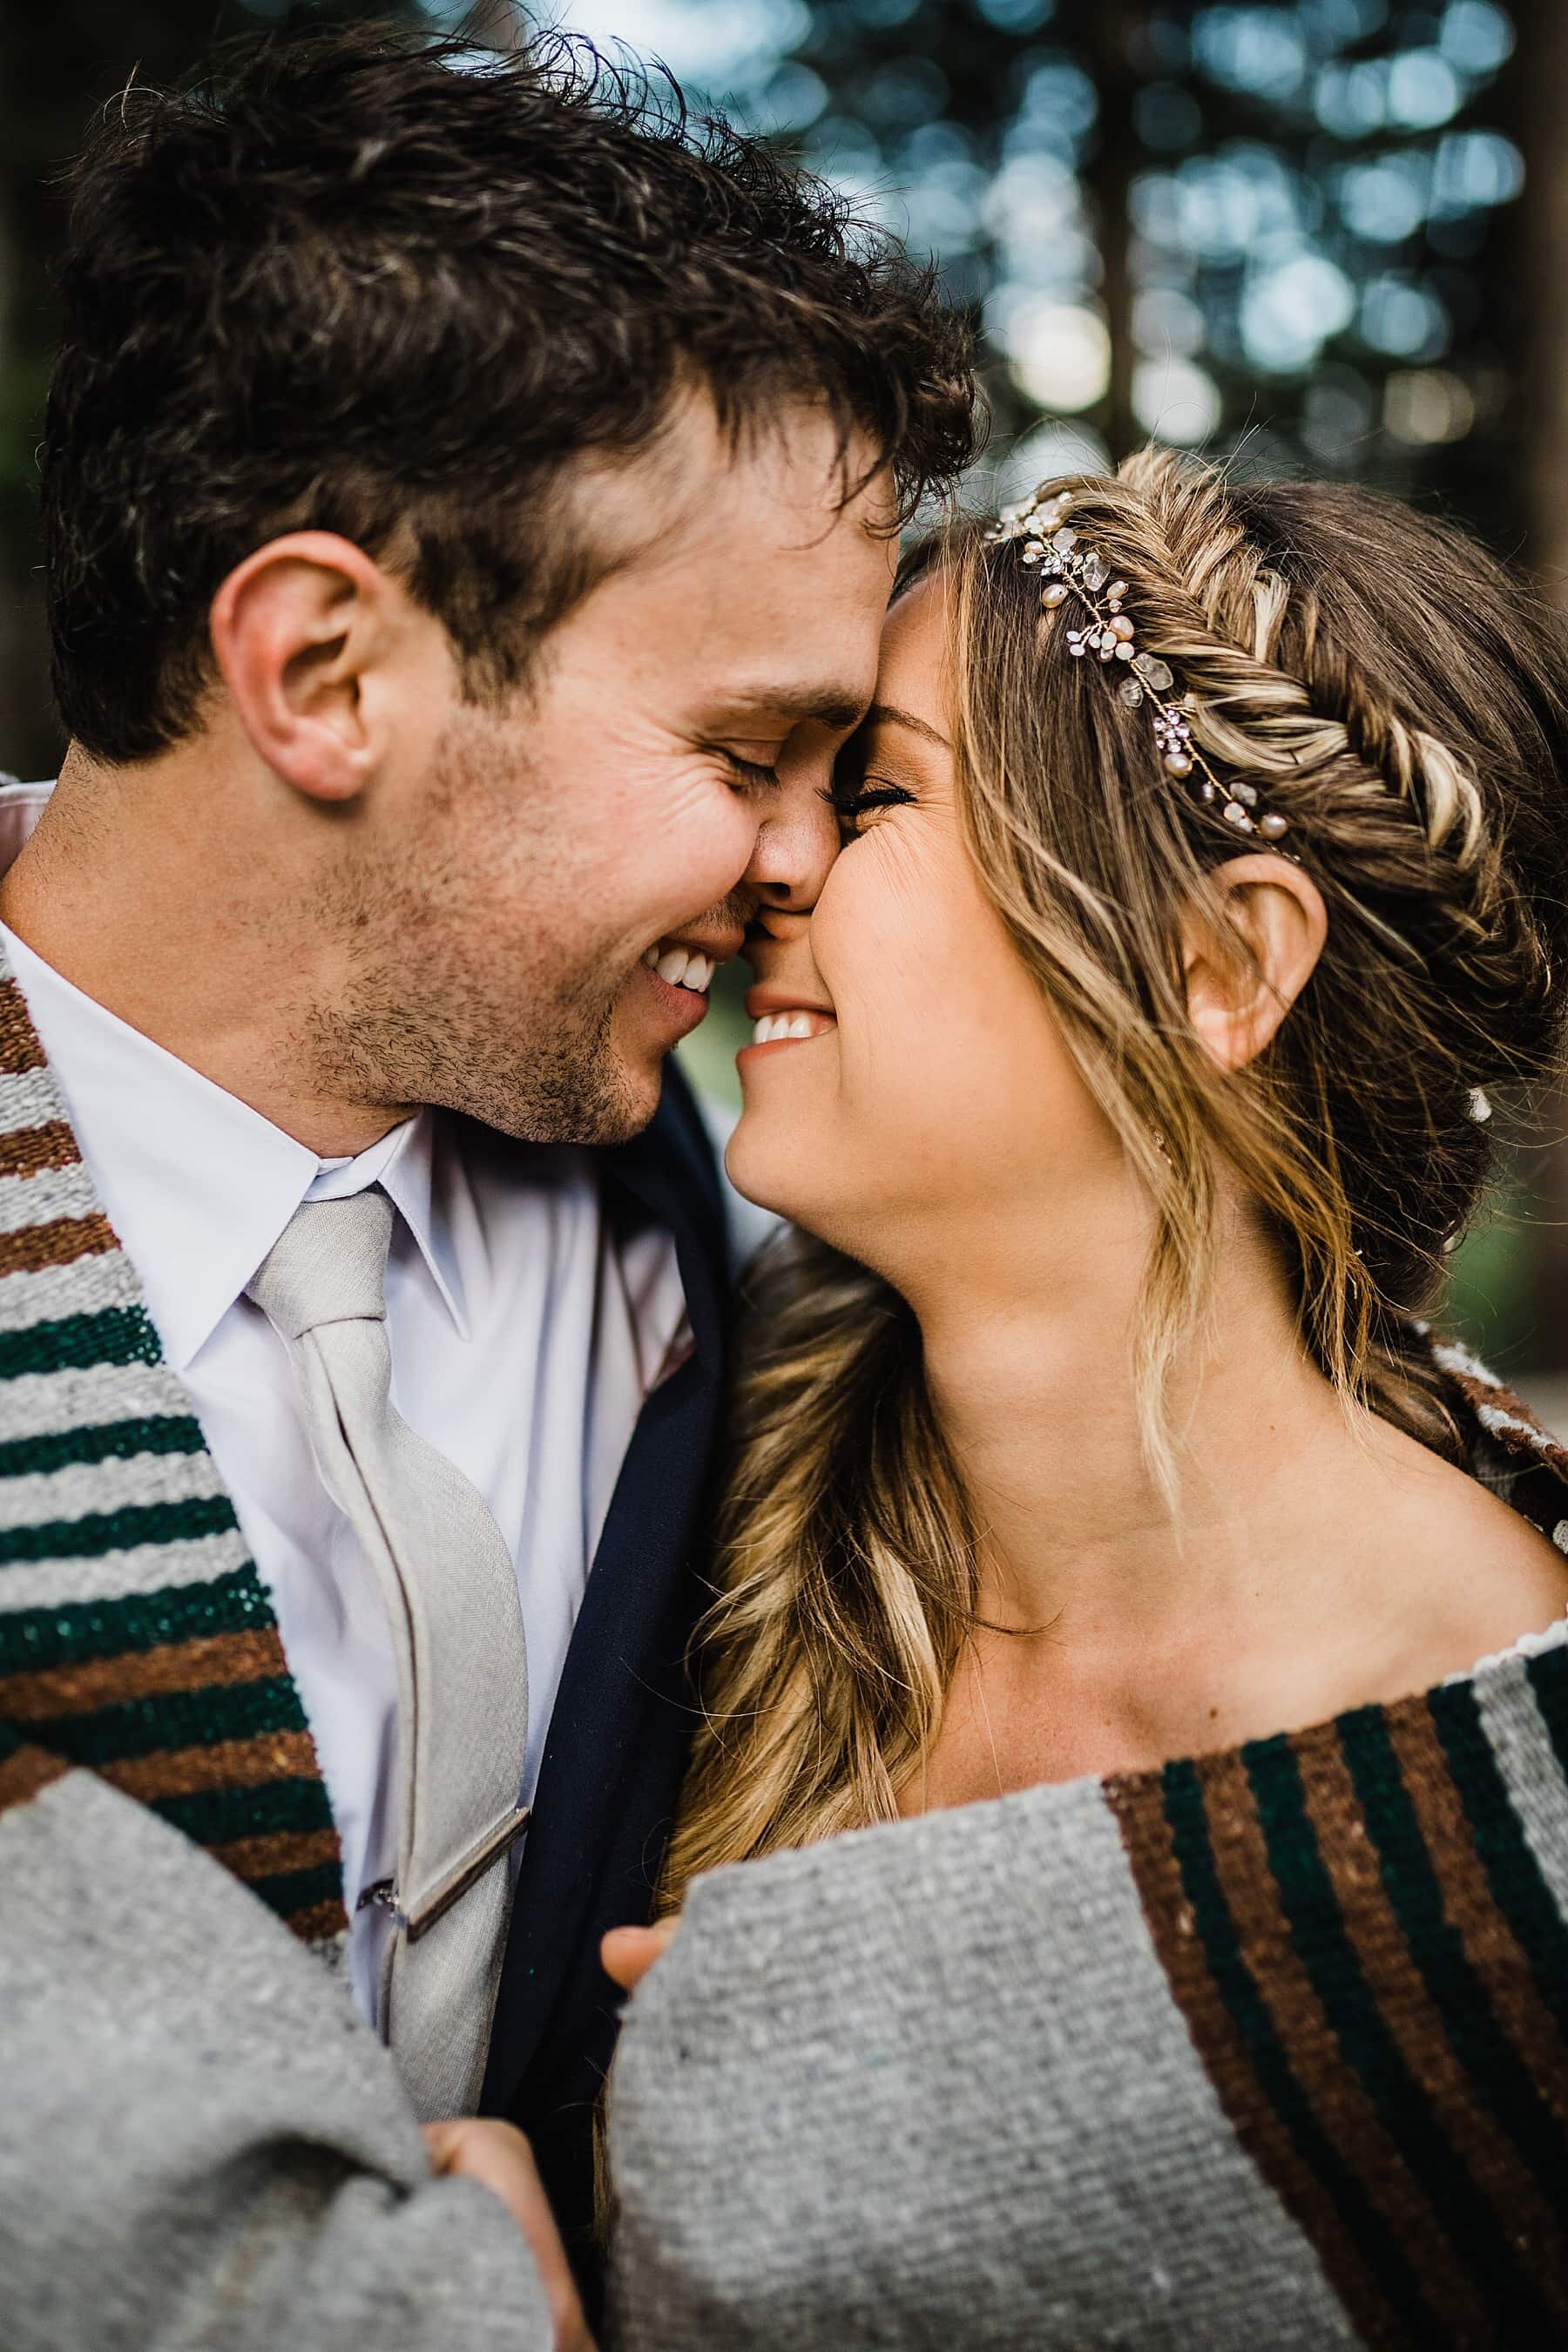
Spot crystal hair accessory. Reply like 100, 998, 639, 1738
986, 486, 1291, 847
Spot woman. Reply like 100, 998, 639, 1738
603, 450, 1568, 2349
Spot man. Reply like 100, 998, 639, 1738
0, 25, 976, 2347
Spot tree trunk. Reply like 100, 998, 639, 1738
1084, 2, 1140, 463
1499, 0, 1568, 1397
1515, 1, 1568, 594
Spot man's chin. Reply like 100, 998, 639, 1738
591, 1044, 668, 1144
517, 1034, 665, 1150
575, 1062, 665, 1147
437, 1031, 659, 1149
594, 1001, 687, 1142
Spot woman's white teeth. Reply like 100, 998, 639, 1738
645, 943, 713, 994
752, 1012, 821, 1044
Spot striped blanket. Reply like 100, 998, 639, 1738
0, 953, 345, 1950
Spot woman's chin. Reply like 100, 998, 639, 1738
726, 1100, 891, 1252
722, 1119, 798, 1218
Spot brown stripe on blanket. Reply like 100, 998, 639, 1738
1384, 1699, 1568, 2138
1106, 1767, 1413, 2349
1441, 1359, 1568, 1489
1293, 1719, 1568, 2320
0, 1211, 118, 1278
101, 1727, 320, 1802
209, 1824, 341, 1882
0, 1627, 288, 1721
0, 1119, 81, 1179
1196, 1744, 1490, 2347
0, 981, 47, 1077
288, 1896, 350, 1945
0, 1739, 70, 1814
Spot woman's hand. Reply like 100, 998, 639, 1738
422, 2118, 595, 2352
600, 1916, 679, 1994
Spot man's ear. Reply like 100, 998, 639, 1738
208, 531, 429, 803
1181, 853, 1328, 1071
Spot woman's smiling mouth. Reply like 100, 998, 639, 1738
748, 1010, 837, 1044
741, 985, 838, 1053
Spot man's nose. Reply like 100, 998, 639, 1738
742, 755, 840, 913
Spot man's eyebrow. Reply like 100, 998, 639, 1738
718, 684, 870, 733
862, 700, 952, 751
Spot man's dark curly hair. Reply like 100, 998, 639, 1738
43, 24, 978, 765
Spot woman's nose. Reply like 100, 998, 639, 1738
742, 762, 840, 912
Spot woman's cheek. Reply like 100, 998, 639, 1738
828, 893, 973, 1138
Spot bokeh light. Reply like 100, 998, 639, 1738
550, 0, 1523, 493
1001, 300, 1112, 412
1132, 356, 1224, 444
1383, 367, 1477, 443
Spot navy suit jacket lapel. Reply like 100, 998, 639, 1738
480, 1066, 728, 2116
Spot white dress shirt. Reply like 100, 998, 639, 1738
0, 785, 689, 2024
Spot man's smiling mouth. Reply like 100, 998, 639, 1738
642, 940, 716, 996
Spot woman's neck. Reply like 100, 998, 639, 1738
889, 1179, 1567, 1798
903, 1186, 1367, 1652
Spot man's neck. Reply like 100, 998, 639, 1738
0, 743, 404, 1158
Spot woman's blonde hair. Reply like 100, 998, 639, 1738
662, 448, 1568, 1903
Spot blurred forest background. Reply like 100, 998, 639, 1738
2, 0, 1565, 1401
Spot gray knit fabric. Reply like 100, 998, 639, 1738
606, 1617, 1568, 2351
0, 1726, 555, 2349
607, 1774, 1355, 2349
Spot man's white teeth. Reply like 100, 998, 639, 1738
753, 1012, 821, 1044
645, 943, 713, 994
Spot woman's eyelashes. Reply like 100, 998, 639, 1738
820, 779, 916, 839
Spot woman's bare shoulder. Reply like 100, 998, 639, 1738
1358, 1429, 1568, 1693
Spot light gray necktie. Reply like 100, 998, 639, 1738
247, 1188, 530, 2118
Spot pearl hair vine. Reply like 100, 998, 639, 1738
985, 485, 1292, 848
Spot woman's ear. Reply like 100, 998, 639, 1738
1180, 853, 1328, 1071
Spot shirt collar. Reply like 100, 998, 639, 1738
311, 1112, 470, 1341
0, 920, 468, 1369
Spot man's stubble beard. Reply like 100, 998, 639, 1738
300, 713, 652, 1146
307, 906, 649, 1146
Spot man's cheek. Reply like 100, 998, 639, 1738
689, 801, 762, 904
578, 780, 756, 945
